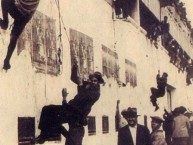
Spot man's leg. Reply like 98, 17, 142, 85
65, 124, 85, 145
3, 17, 30, 70
0, 0, 12, 29
150, 88, 159, 111
60, 125, 77, 145
36, 105, 65, 144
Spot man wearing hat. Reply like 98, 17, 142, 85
35, 61, 104, 144
172, 106, 190, 145
118, 107, 151, 145
150, 116, 167, 145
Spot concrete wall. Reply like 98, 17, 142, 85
161, 6, 193, 57
0, 0, 193, 145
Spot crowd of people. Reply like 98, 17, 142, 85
166, 38, 191, 74
117, 105, 193, 145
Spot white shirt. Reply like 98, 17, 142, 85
128, 125, 137, 145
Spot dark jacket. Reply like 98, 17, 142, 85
69, 63, 100, 120
118, 124, 151, 145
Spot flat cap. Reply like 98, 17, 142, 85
151, 116, 164, 123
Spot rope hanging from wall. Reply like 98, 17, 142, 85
54, 0, 71, 75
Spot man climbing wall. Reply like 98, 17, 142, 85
150, 71, 168, 111
0, 0, 40, 70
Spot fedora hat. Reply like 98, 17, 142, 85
178, 106, 187, 114
151, 116, 164, 123
163, 72, 168, 77
89, 72, 104, 84
121, 107, 140, 118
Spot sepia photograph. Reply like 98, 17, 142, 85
0, 0, 193, 145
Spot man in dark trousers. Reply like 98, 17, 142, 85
0, 0, 40, 70
35, 60, 104, 144
113, 0, 122, 19
163, 108, 174, 145
161, 16, 170, 47
150, 71, 168, 111
118, 107, 151, 145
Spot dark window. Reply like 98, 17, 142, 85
102, 116, 109, 134
144, 115, 147, 127
18, 117, 35, 145
87, 116, 96, 135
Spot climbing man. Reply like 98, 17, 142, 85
35, 60, 105, 144
150, 71, 168, 111
0, 0, 40, 70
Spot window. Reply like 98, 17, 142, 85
113, 0, 138, 22
18, 117, 35, 145
166, 84, 175, 111
125, 59, 137, 87
102, 45, 119, 80
87, 116, 96, 136
167, 89, 172, 111
18, 11, 58, 75
102, 116, 109, 134
140, 1, 160, 37
70, 29, 94, 79
144, 115, 147, 127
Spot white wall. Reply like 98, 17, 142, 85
0, 0, 193, 145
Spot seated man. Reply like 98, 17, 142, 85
0, 0, 40, 70
150, 71, 168, 111
35, 61, 104, 144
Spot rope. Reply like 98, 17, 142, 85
54, 0, 63, 75
54, 0, 70, 42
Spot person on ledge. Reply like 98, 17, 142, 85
0, 0, 40, 70
35, 60, 105, 144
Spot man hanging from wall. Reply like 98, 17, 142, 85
35, 60, 105, 144
150, 71, 168, 111
0, 0, 40, 70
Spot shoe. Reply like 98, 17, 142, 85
34, 136, 46, 144
3, 60, 11, 70
155, 106, 159, 111
0, 18, 8, 30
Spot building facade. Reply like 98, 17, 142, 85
0, 0, 193, 145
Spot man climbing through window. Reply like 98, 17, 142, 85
0, 0, 40, 70
150, 71, 168, 111
35, 60, 105, 144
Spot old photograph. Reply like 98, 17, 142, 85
0, 0, 193, 145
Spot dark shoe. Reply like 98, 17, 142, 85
34, 136, 46, 144
155, 106, 159, 111
3, 61, 11, 70
0, 18, 8, 30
